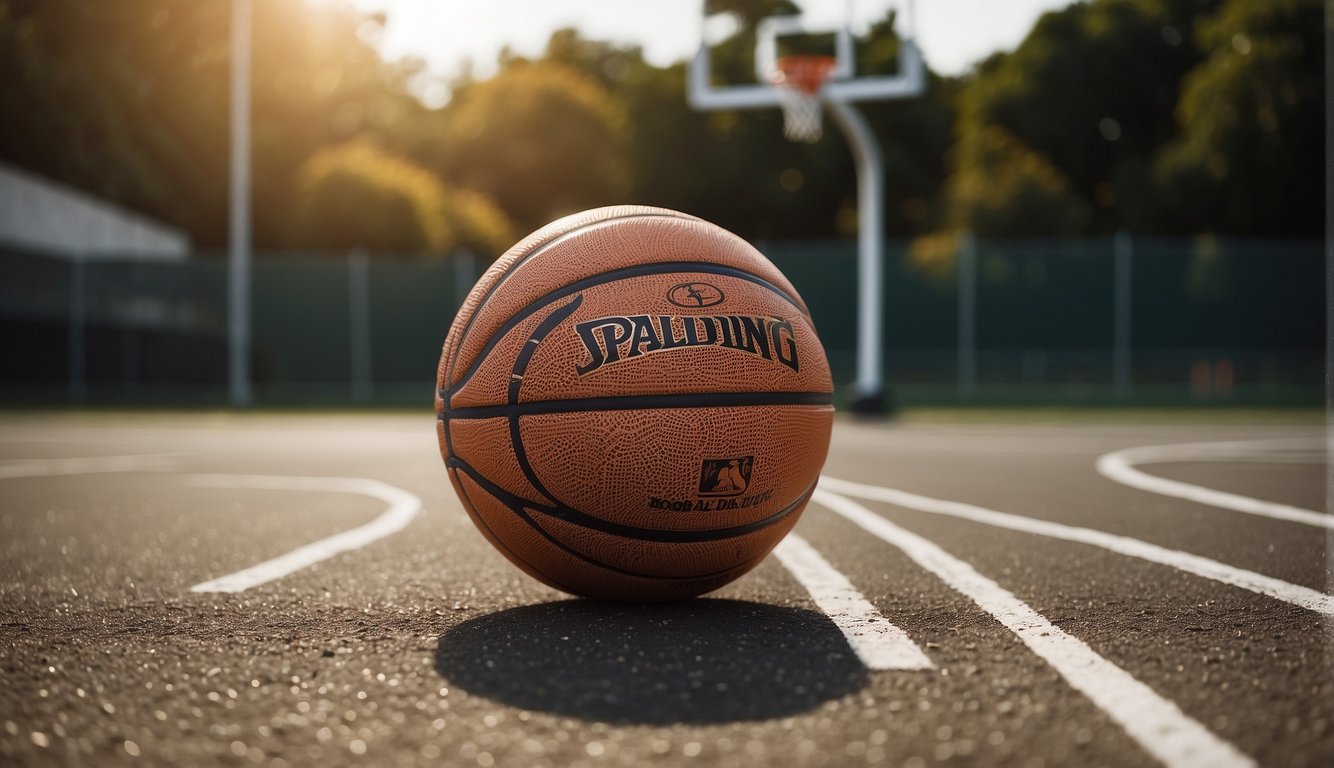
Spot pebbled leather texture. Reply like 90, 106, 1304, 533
436, 206, 834, 601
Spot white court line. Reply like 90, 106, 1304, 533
0, 453, 178, 479
1097, 439, 1330, 529
773, 533, 934, 671
812, 488, 1254, 768
819, 475, 1334, 617
188, 475, 422, 593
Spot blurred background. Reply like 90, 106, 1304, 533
0, 0, 1321, 408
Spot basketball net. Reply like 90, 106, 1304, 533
770, 55, 838, 143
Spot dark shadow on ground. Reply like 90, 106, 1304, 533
434, 598, 867, 725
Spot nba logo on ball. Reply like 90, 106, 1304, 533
698, 457, 752, 497
436, 206, 834, 601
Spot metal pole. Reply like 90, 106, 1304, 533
1326, 0, 1334, 528
123, 263, 139, 396
1113, 230, 1133, 401
824, 98, 885, 412
68, 256, 87, 404
348, 249, 372, 403
957, 231, 976, 401
228, 0, 252, 406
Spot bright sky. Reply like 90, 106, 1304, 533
343, 0, 1073, 106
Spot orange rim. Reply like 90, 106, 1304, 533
772, 55, 838, 94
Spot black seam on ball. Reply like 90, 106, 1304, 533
447, 260, 812, 395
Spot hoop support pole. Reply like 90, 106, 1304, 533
825, 98, 886, 411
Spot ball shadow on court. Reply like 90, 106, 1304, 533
434, 598, 867, 725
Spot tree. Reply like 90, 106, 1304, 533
939, 0, 1219, 236
0, 0, 231, 242
945, 127, 1089, 237
438, 185, 516, 258
292, 141, 512, 256
293, 141, 450, 252
1153, 0, 1321, 235
0, 0, 430, 248
442, 62, 629, 236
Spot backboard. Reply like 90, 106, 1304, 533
688, 0, 924, 111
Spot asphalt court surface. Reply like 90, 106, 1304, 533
0, 411, 1329, 767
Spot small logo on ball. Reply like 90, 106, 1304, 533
698, 456, 753, 497
668, 282, 725, 308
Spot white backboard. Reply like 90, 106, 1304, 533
688, 0, 923, 111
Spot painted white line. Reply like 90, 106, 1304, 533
773, 533, 934, 671
1097, 440, 1330, 529
819, 475, 1334, 617
0, 453, 179, 479
812, 488, 1255, 768
187, 475, 422, 593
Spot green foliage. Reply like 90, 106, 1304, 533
0, 0, 1318, 251
292, 141, 513, 257
942, 0, 1214, 236
1154, 0, 1321, 235
438, 185, 516, 259
293, 141, 450, 252
0, 0, 428, 248
947, 127, 1089, 237
934, 0, 1315, 238
442, 61, 629, 236
0, 0, 232, 241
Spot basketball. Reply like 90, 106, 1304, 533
435, 205, 834, 601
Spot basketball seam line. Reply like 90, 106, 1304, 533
451, 467, 586, 596
505, 297, 584, 512
443, 211, 697, 389
507, 295, 584, 406
442, 211, 697, 459
449, 455, 817, 545
451, 459, 779, 581
441, 391, 834, 420
457, 460, 688, 581
446, 261, 814, 395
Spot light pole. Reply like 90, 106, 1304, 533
228, 0, 253, 406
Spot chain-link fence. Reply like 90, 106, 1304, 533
0, 244, 475, 405
0, 236, 1321, 407
764, 236, 1321, 405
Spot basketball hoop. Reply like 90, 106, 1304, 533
770, 54, 838, 143
689, 9, 929, 413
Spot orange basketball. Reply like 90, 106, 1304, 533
435, 206, 834, 601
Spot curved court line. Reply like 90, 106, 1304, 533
1096, 439, 1330, 529
187, 475, 422, 593
773, 534, 934, 671
818, 475, 1334, 617
0, 460, 423, 594
813, 488, 1254, 768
